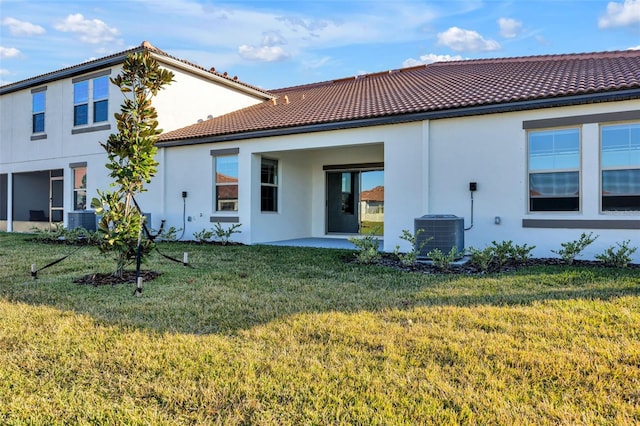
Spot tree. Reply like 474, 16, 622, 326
91, 50, 174, 277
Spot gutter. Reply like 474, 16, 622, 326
156, 88, 640, 148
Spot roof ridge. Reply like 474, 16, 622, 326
269, 49, 640, 93
427, 49, 640, 67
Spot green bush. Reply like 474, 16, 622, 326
394, 229, 432, 266
349, 231, 381, 264
213, 223, 242, 245
467, 241, 536, 272
551, 232, 598, 265
32, 225, 100, 245
595, 240, 637, 268
467, 246, 494, 272
193, 228, 215, 243
427, 247, 459, 271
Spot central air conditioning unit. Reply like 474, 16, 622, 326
68, 211, 97, 231
414, 214, 464, 259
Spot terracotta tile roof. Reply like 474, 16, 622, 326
361, 186, 384, 202
159, 50, 640, 143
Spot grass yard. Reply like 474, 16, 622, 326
0, 231, 639, 425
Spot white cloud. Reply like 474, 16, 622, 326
402, 53, 464, 67
599, 0, 640, 28
437, 26, 501, 52
238, 45, 290, 62
238, 30, 292, 62
498, 17, 522, 38
54, 13, 120, 44
629, 45, 640, 49
1, 17, 45, 36
0, 46, 20, 58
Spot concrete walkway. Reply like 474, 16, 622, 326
260, 237, 366, 250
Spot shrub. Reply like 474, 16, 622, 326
551, 232, 598, 265
32, 225, 99, 245
394, 229, 432, 266
510, 242, 536, 263
468, 241, 536, 272
349, 230, 381, 264
213, 223, 242, 245
154, 226, 181, 242
193, 228, 214, 243
595, 240, 637, 268
490, 240, 514, 268
427, 247, 459, 271
467, 246, 494, 272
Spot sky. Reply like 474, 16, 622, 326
1, 0, 639, 90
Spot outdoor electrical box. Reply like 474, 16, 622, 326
469, 182, 477, 191
182, 191, 188, 198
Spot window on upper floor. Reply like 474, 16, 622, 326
528, 128, 581, 212
261, 157, 278, 212
73, 75, 109, 126
214, 155, 239, 212
601, 123, 640, 211
32, 90, 45, 133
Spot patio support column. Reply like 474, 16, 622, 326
7, 173, 13, 232
421, 120, 430, 214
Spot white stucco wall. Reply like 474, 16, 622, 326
153, 63, 267, 132
160, 100, 638, 262
0, 60, 269, 233
426, 100, 640, 262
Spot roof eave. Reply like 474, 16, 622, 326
0, 48, 273, 100
156, 88, 640, 148
0, 48, 143, 95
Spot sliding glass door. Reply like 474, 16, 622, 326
326, 169, 383, 235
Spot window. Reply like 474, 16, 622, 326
601, 123, 640, 211
72, 166, 87, 210
74, 81, 89, 126
32, 90, 45, 133
93, 76, 109, 123
214, 155, 238, 211
73, 75, 109, 126
261, 158, 278, 212
528, 128, 580, 211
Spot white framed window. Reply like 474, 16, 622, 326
213, 154, 238, 212
528, 128, 580, 212
601, 123, 640, 211
261, 157, 278, 212
32, 89, 45, 133
73, 73, 109, 126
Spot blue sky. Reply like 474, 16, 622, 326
1, 0, 639, 89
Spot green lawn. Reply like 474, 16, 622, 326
0, 232, 639, 425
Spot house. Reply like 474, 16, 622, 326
1, 44, 639, 262
0, 41, 272, 232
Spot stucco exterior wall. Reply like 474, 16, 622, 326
0, 61, 268, 233
426, 100, 640, 262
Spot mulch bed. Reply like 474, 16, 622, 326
74, 270, 162, 286
348, 253, 640, 275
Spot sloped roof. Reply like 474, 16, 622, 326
159, 49, 640, 145
0, 41, 272, 98
361, 186, 384, 202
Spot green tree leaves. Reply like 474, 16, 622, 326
91, 51, 174, 277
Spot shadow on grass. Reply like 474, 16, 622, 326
2, 236, 639, 335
